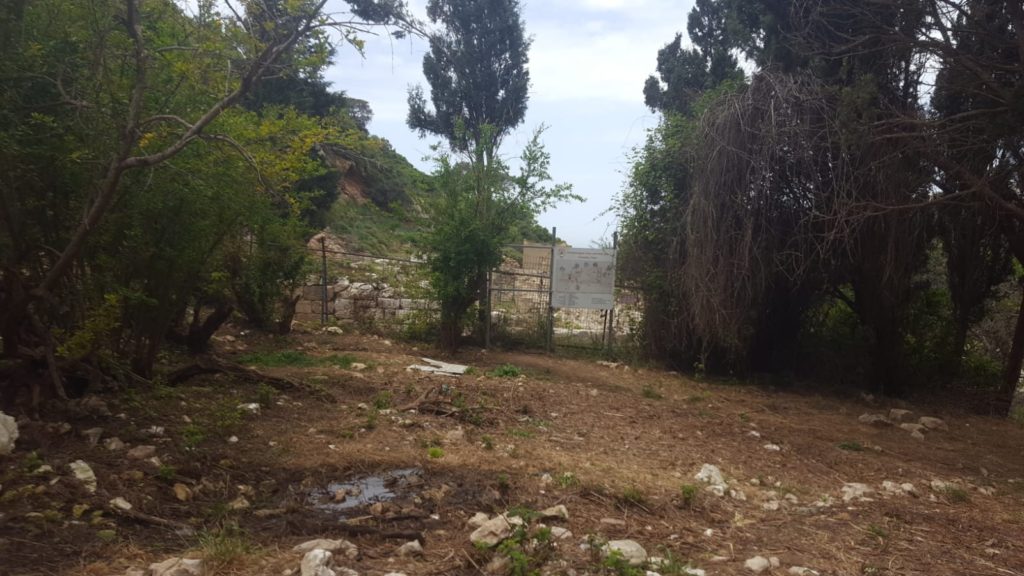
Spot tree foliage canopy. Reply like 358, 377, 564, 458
407, 0, 530, 152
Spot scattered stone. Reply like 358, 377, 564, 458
763, 443, 781, 451
978, 486, 996, 496
292, 539, 358, 560
841, 483, 873, 502
919, 417, 948, 431
931, 479, 961, 493
394, 540, 423, 557
127, 445, 157, 460
110, 497, 133, 511
173, 484, 192, 502
888, 409, 914, 422
744, 556, 771, 573
77, 396, 112, 417
729, 489, 747, 501
747, 430, 761, 438
237, 403, 261, 415
467, 512, 490, 528
539, 504, 569, 520
539, 473, 553, 486
104, 437, 126, 451
911, 429, 926, 440
899, 422, 925, 434
350, 363, 367, 371
325, 326, 344, 335
300, 549, 336, 576
695, 464, 728, 496
144, 426, 165, 437
82, 427, 104, 447
601, 540, 647, 566
549, 526, 573, 540
600, 517, 626, 526
227, 436, 239, 444
229, 496, 250, 510
469, 514, 523, 547
69, 460, 97, 493
858, 413, 892, 427
789, 567, 820, 575
762, 500, 780, 511
148, 557, 202, 576
0, 411, 18, 456
484, 555, 511, 575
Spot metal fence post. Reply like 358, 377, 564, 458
485, 269, 492, 349
547, 227, 556, 353
320, 237, 328, 326
606, 231, 618, 353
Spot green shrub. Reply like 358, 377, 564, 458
489, 364, 523, 378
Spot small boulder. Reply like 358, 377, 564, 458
300, 549, 336, 576
82, 427, 104, 447
0, 411, 18, 456
104, 437, 126, 451
919, 417, 948, 431
858, 413, 892, 427
888, 409, 914, 422
173, 483, 192, 502
394, 540, 423, 557
292, 539, 358, 560
841, 482, 873, 502
127, 445, 157, 460
466, 512, 490, 528
539, 504, 569, 520
601, 540, 647, 566
549, 526, 573, 540
469, 514, 523, 547
148, 557, 202, 576
744, 556, 771, 573
237, 403, 261, 416
69, 460, 97, 493
110, 497, 133, 511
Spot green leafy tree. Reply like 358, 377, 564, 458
425, 126, 578, 350
0, 0, 414, 395
406, 0, 530, 156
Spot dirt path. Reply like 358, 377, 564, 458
2, 329, 1023, 576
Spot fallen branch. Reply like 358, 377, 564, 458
167, 355, 334, 402
107, 503, 195, 535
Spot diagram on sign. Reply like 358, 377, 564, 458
551, 247, 616, 310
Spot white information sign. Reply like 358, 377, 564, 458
551, 246, 616, 310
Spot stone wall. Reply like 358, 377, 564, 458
293, 279, 438, 329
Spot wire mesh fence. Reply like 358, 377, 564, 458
301, 238, 643, 354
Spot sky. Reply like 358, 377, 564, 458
324, 0, 698, 247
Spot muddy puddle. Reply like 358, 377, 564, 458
307, 467, 423, 516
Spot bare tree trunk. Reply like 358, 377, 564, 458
277, 293, 301, 335
1001, 284, 1024, 411
186, 303, 234, 354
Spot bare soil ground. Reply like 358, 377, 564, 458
2, 327, 1023, 576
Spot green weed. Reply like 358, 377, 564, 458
619, 486, 646, 507
427, 446, 444, 459
679, 484, 698, 508
641, 385, 663, 400
489, 364, 523, 378
372, 390, 392, 410
838, 441, 865, 452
